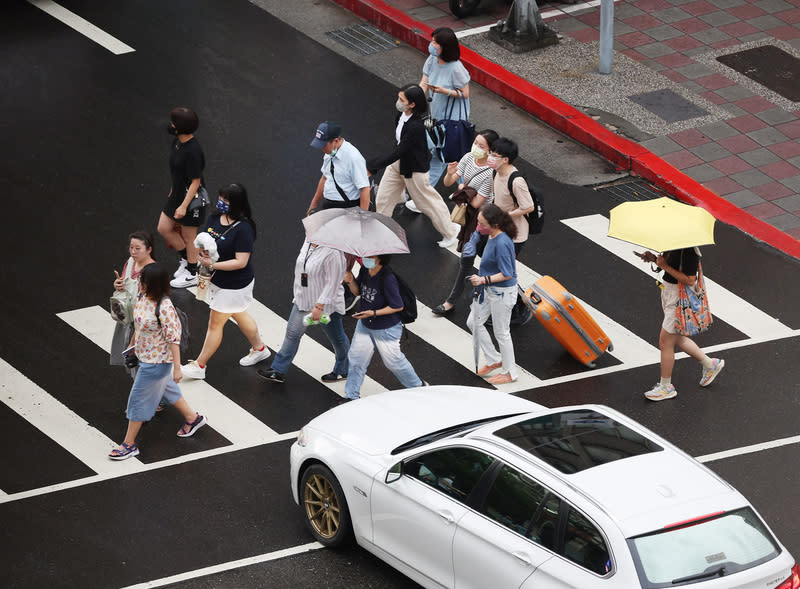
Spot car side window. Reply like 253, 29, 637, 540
481, 465, 559, 549
563, 507, 612, 575
405, 447, 494, 503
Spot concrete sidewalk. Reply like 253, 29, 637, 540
331, 0, 800, 259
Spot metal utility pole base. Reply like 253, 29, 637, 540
488, 0, 559, 54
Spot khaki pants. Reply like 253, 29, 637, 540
376, 161, 457, 240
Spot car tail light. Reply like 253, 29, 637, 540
777, 563, 800, 589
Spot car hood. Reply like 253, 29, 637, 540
306, 386, 543, 457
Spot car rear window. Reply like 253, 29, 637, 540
628, 507, 780, 588
493, 409, 662, 474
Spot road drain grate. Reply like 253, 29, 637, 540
594, 179, 671, 203
326, 24, 398, 56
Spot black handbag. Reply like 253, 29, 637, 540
439, 91, 475, 162
187, 186, 210, 214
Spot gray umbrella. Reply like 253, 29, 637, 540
302, 208, 410, 257
468, 282, 483, 374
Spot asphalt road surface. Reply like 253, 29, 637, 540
1, 1, 799, 587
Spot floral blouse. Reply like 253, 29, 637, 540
133, 296, 181, 364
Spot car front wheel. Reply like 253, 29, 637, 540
300, 464, 353, 547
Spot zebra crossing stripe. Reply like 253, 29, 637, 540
56, 306, 281, 445
561, 215, 793, 340
0, 357, 145, 480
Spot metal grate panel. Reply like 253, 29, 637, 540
325, 24, 398, 56
594, 179, 671, 203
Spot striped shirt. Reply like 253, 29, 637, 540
291, 242, 347, 315
456, 153, 493, 201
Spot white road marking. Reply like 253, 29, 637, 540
119, 542, 322, 589
57, 306, 281, 445
27, 0, 135, 55
696, 434, 800, 463
0, 357, 145, 476
561, 215, 793, 340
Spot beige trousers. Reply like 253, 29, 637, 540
376, 161, 457, 240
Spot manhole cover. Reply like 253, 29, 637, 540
325, 24, 398, 56
628, 89, 709, 123
717, 45, 800, 102
594, 179, 670, 203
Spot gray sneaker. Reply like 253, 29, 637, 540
644, 383, 677, 401
700, 358, 725, 387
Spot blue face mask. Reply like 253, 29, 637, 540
216, 199, 230, 214
428, 42, 440, 57
362, 257, 377, 269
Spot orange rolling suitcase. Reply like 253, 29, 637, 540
520, 276, 612, 367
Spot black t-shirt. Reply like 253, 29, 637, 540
169, 137, 205, 203
201, 216, 255, 289
357, 266, 402, 330
663, 248, 699, 284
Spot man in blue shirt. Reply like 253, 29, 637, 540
307, 121, 371, 214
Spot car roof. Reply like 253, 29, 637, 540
468, 404, 747, 537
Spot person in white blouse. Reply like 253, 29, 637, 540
258, 241, 350, 384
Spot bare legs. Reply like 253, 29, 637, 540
658, 329, 708, 379
195, 309, 264, 366
157, 212, 199, 263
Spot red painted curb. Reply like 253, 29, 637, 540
330, 0, 800, 259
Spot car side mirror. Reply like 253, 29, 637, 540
385, 461, 403, 484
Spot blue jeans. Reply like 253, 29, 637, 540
345, 321, 422, 399
127, 363, 182, 422
271, 305, 350, 376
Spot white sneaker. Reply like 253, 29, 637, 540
171, 271, 198, 288
239, 347, 270, 366
699, 358, 725, 387
405, 199, 421, 213
644, 383, 677, 401
437, 234, 458, 248
182, 360, 206, 380
173, 258, 188, 278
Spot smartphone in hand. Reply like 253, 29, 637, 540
634, 250, 657, 263
121, 344, 135, 357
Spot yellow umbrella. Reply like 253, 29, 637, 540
607, 197, 716, 252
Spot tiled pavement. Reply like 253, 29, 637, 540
366, 0, 800, 240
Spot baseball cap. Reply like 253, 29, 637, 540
310, 121, 341, 149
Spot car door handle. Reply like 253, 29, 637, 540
436, 510, 455, 524
512, 551, 532, 566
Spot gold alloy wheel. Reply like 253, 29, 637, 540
303, 473, 341, 539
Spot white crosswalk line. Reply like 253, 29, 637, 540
0, 357, 145, 477
408, 298, 542, 391
57, 306, 281, 444
561, 215, 793, 340
27, 0, 135, 54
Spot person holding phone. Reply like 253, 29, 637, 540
110, 231, 156, 378
342, 255, 424, 401
109, 263, 206, 461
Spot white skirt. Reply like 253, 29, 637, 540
206, 278, 254, 314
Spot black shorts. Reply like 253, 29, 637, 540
163, 194, 206, 227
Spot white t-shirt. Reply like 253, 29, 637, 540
396, 112, 412, 144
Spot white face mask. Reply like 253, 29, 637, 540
395, 100, 408, 113
471, 144, 487, 159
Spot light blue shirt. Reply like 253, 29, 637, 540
423, 56, 471, 121
321, 139, 370, 202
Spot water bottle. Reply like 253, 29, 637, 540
303, 313, 330, 326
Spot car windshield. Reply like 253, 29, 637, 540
493, 409, 662, 473
628, 507, 780, 588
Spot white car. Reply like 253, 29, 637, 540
290, 386, 798, 589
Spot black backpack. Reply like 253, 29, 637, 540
508, 171, 545, 235
379, 267, 417, 324
155, 298, 191, 357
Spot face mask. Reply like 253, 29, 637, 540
167, 123, 178, 136
477, 223, 492, 235
362, 257, 377, 269
395, 100, 408, 113
471, 144, 487, 159
216, 199, 230, 214
487, 155, 501, 170
428, 42, 440, 57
